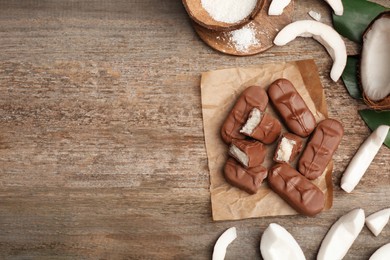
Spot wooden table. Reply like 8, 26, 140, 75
0, 0, 389, 259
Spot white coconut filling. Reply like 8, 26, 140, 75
361, 16, 390, 101
240, 108, 263, 135
229, 144, 249, 167
276, 137, 296, 162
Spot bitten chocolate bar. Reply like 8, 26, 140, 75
228, 139, 266, 168
240, 109, 282, 144
273, 133, 303, 163
268, 78, 316, 137
221, 86, 269, 144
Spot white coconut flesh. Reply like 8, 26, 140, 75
361, 14, 390, 101
212, 227, 237, 260
274, 20, 347, 82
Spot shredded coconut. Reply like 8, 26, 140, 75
201, 0, 258, 24
229, 24, 259, 52
308, 10, 322, 21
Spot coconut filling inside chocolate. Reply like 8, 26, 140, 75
229, 145, 249, 167
276, 137, 296, 162
240, 108, 263, 135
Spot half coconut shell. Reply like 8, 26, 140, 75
182, 0, 264, 31
360, 11, 390, 110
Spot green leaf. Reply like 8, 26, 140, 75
342, 56, 362, 99
333, 0, 389, 43
359, 109, 390, 148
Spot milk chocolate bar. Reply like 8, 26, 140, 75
224, 157, 268, 194
268, 78, 316, 137
229, 139, 266, 168
273, 133, 303, 163
240, 108, 282, 144
298, 118, 343, 180
221, 86, 269, 144
268, 163, 325, 216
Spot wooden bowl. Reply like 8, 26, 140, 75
193, 0, 294, 56
182, 0, 264, 31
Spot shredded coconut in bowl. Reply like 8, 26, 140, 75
201, 0, 258, 24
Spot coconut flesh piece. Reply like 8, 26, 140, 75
212, 227, 237, 260
369, 243, 390, 260
365, 208, 390, 237
317, 208, 365, 260
361, 12, 390, 101
240, 108, 263, 135
268, 0, 291, 16
260, 223, 306, 260
341, 125, 390, 193
323, 0, 343, 16
308, 10, 321, 21
274, 20, 347, 82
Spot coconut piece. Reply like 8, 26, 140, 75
369, 243, 390, 260
365, 208, 390, 237
268, 0, 291, 16
274, 20, 347, 82
323, 0, 343, 16
260, 223, 306, 260
361, 11, 390, 109
308, 10, 321, 21
341, 125, 390, 193
317, 208, 365, 260
182, 0, 263, 31
212, 227, 237, 260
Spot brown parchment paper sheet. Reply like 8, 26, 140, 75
200, 59, 334, 221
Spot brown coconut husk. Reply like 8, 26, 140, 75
182, 0, 264, 31
360, 11, 390, 110
363, 92, 390, 110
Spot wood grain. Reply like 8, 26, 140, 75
0, 0, 389, 259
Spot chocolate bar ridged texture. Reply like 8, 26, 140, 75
298, 119, 343, 180
247, 113, 282, 144
268, 163, 325, 216
224, 158, 268, 194
221, 86, 269, 144
273, 133, 303, 163
229, 139, 267, 168
268, 78, 316, 137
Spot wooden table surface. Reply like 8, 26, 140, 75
0, 0, 389, 259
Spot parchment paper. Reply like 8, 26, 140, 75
200, 59, 334, 221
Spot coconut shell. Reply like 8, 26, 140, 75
182, 0, 264, 31
360, 11, 390, 110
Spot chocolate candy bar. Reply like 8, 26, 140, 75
268, 78, 316, 137
273, 133, 303, 163
229, 139, 266, 168
221, 86, 269, 144
224, 157, 268, 194
240, 108, 282, 144
298, 118, 343, 180
268, 163, 325, 216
